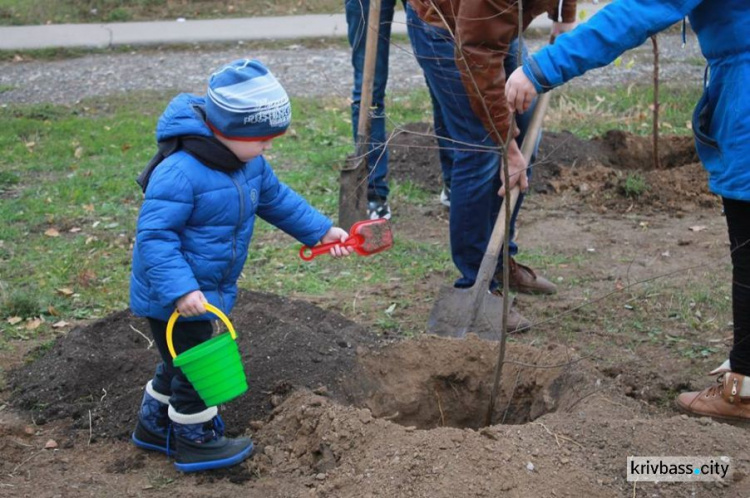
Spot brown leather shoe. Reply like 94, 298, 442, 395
490, 290, 532, 333
675, 373, 750, 423
496, 258, 557, 295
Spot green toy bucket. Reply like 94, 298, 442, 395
166, 303, 248, 407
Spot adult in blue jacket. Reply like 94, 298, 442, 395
130, 59, 351, 471
506, 0, 750, 421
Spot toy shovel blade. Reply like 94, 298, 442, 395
299, 218, 393, 261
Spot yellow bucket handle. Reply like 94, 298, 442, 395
166, 303, 237, 359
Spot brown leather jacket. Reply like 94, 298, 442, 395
409, 0, 576, 144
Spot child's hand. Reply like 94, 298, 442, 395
320, 227, 352, 258
176, 290, 207, 317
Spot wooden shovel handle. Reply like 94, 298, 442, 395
475, 91, 552, 288
355, 0, 382, 155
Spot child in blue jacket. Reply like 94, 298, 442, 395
506, 0, 750, 421
129, 59, 351, 472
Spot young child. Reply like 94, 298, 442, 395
129, 59, 351, 472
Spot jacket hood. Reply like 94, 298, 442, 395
155, 93, 213, 142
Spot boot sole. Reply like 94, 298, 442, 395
674, 400, 750, 426
174, 442, 254, 473
131, 432, 173, 455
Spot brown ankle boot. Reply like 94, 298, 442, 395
675, 373, 750, 423
490, 290, 531, 332
497, 258, 558, 295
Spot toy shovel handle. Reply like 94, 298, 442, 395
299, 235, 362, 261
166, 303, 236, 359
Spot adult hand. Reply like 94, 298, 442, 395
505, 67, 538, 113
176, 290, 207, 317
551, 21, 575, 39
498, 141, 529, 197
320, 227, 352, 258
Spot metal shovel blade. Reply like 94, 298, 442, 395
339, 154, 368, 231
427, 285, 514, 341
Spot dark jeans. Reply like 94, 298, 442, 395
346, 0, 398, 201
724, 197, 750, 376
405, 3, 539, 287
148, 318, 214, 415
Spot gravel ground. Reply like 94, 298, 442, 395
0, 32, 704, 105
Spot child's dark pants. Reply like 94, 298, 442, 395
147, 318, 213, 414
724, 197, 750, 376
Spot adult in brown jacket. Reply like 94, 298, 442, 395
405, 0, 575, 329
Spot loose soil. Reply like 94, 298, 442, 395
2, 126, 749, 497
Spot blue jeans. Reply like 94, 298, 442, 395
424, 75, 455, 189
406, 4, 540, 288
345, 0, 398, 201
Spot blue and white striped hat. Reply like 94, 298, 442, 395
205, 59, 291, 141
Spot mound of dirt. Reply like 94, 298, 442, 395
388, 123, 715, 213
250, 386, 749, 497
8, 290, 377, 440
4, 292, 750, 497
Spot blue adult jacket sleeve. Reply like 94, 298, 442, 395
525, 0, 704, 93
135, 160, 200, 308
256, 158, 333, 247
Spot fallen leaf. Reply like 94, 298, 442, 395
47, 305, 60, 316
44, 228, 60, 237
52, 320, 69, 329
44, 439, 58, 449
74, 146, 83, 159
7, 316, 22, 325
83, 203, 95, 212
385, 303, 396, 316
56, 287, 74, 297
25, 318, 43, 330
689, 225, 707, 232
69, 227, 82, 233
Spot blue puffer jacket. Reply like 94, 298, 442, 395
524, 0, 750, 201
130, 94, 333, 321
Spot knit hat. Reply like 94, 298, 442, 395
205, 59, 291, 141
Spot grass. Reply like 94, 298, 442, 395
0, 0, 346, 26
548, 84, 701, 138
0, 82, 710, 350
0, 87, 447, 342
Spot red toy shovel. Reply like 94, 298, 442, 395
299, 218, 393, 261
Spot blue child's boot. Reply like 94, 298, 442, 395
170, 406, 254, 473
131, 381, 174, 455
